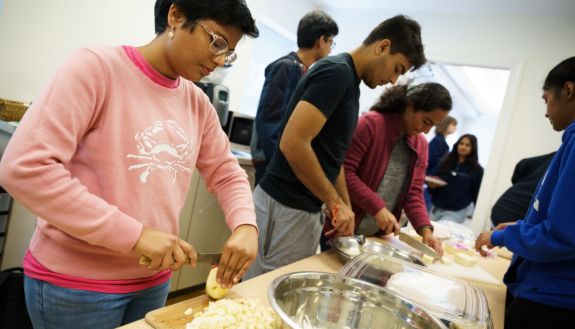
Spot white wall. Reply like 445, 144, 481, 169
0, 0, 315, 106
217, 0, 316, 114
325, 8, 575, 233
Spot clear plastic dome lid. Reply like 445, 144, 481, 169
339, 252, 493, 328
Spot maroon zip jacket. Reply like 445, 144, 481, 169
344, 111, 431, 233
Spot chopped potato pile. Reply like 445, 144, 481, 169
185, 298, 281, 329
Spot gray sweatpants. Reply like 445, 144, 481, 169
243, 185, 323, 280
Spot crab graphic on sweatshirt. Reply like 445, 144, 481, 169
127, 120, 193, 183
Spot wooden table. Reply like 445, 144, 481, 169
119, 240, 510, 329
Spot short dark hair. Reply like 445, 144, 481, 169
363, 15, 426, 70
154, 0, 259, 38
435, 116, 458, 136
297, 10, 339, 49
543, 56, 575, 93
371, 82, 452, 114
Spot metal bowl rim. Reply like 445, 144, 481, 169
331, 236, 425, 266
267, 271, 448, 329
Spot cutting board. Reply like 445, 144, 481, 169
145, 291, 242, 329
428, 260, 501, 286
380, 235, 502, 286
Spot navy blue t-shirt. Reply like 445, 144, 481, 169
427, 135, 449, 175
259, 53, 361, 212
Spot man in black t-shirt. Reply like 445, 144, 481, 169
244, 15, 427, 280
250, 11, 339, 185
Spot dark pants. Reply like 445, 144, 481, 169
505, 291, 575, 328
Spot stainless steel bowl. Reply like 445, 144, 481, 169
269, 271, 448, 329
330, 236, 425, 266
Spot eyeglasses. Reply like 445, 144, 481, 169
195, 20, 237, 65
327, 38, 336, 49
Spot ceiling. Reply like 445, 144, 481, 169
311, 0, 575, 15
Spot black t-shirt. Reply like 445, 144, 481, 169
259, 53, 361, 212
490, 152, 555, 225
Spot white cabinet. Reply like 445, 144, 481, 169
172, 170, 231, 291
171, 161, 254, 292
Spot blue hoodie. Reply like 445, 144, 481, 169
491, 121, 575, 309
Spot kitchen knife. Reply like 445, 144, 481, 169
138, 253, 222, 266
196, 253, 222, 264
398, 232, 440, 261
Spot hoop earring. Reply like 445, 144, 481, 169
168, 26, 174, 39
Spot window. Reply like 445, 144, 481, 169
405, 62, 511, 167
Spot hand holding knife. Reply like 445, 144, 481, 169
138, 253, 222, 267
398, 232, 441, 261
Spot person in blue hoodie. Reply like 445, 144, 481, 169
476, 56, 575, 328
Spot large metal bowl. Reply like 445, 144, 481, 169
330, 236, 426, 266
269, 271, 448, 329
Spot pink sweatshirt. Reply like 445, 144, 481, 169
0, 46, 256, 281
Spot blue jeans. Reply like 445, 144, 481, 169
24, 275, 170, 329
430, 205, 470, 224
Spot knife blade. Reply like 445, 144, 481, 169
138, 253, 222, 266
398, 232, 440, 261
197, 253, 222, 264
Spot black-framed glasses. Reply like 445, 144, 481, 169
195, 20, 238, 65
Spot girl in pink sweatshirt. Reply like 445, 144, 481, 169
0, 1, 259, 328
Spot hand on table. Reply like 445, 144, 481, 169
217, 224, 258, 289
475, 222, 515, 257
475, 231, 494, 257
419, 227, 444, 257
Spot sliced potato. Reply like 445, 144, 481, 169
205, 267, 229, 300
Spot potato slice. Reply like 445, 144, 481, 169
205, 267, 228, 300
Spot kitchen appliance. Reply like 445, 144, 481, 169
269, 271, 448, 329
194, 82, 230, 127
226, 112, 254, 148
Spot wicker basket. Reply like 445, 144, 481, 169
0, 98, 29, 122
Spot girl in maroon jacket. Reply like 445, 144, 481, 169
344, 83, 452, 254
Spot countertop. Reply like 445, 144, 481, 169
119, 236, 510, 329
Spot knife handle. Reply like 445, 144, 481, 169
138, 255, 191, 266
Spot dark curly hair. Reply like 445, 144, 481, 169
371, 82, 452, 115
